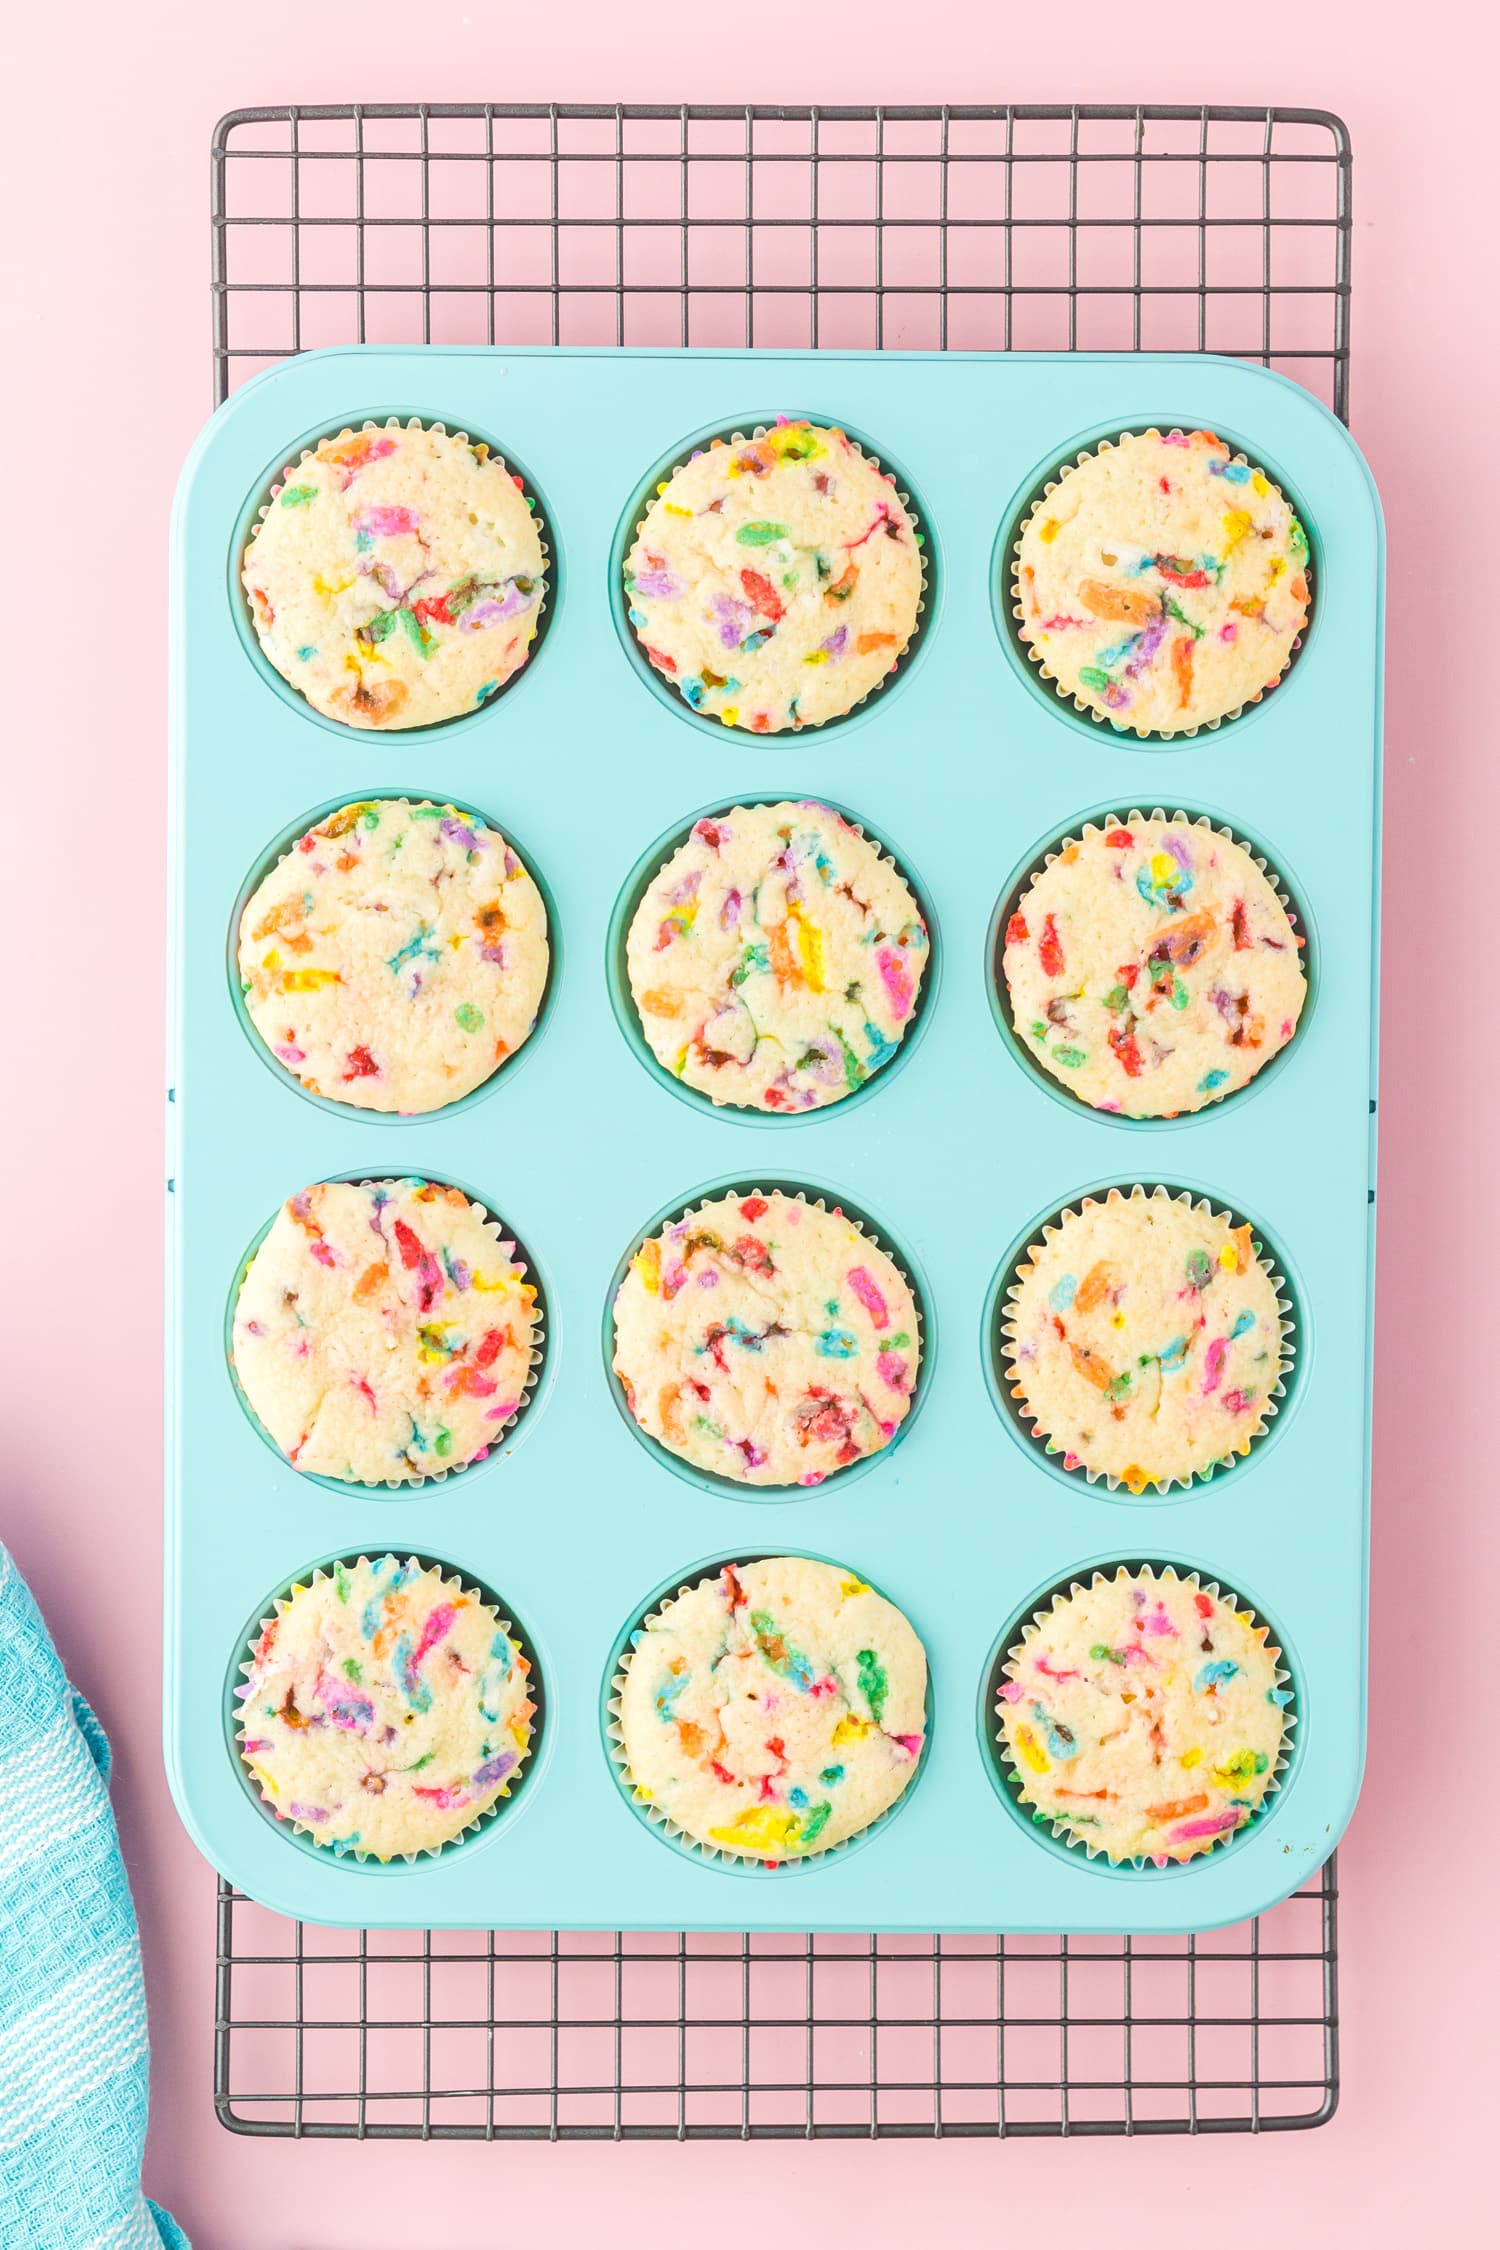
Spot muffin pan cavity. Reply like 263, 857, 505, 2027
600, 1549, 933, 1880
170, 346, 1379, 1933
986, 802, 1318, 1131
608, 411, 939, 739
605, 794, 941, 1126
225, 1548, 550, 1871
229, 790, 561, 1124
992, 421, 1320, 745
230, 410, 560, 739
977, 1558, 1300, 1878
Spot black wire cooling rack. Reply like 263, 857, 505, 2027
210, 103, 1349, 2139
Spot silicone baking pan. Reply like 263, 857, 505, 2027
167, 345, 1381, 1932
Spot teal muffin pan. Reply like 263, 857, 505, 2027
167, 347, 1381, 1933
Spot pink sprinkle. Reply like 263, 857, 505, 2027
799, 1470, 825, 1487
275, 1044, 306, 1065
1202, 1337, 1228, 1395
1219, 621, 1238, 644
1221, 1387, 1254, 1414
998, 1679, 1025, 1704
876, 944, 915, 1021
412, 1602, 458, 1668
309, 1241, 336, 1269
892, 1733, 924, 1759
847, 1265, 891, 1330
876, 1350, 909, 1393
698, 1270, 719, 1288
355, 505, 419, 536
1167, 1809, 1246, 1844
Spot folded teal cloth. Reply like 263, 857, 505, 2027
0, 1545, 188, 2249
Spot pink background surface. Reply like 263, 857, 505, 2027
6, 3, 1496, 2241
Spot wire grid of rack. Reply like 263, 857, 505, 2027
209, 103, 1349, 2138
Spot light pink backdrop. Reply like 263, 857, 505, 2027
6, 4, 1496, 2241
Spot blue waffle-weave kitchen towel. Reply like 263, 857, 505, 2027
0, 1545, 187, 2250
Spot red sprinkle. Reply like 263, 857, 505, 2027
1105, 829, 1134, 850
739, 568, 785, 622
475, 1328, 505, 1370
1005, 912, 1029, 946
739, 1196, 769, 1221
393, 1219, 424, 1271
342, 1045, 379, 1080
1038, 913, 1065, 977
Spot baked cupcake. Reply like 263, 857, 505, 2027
614, 1556, 926, 1862
611, 1189, 919, 1486
233, 1179, 539, 1485
624, 420, 923, 732
1013, 429, 1310, 734
1001, 1187, 1288, 1492
236, 1554, 535, 1857
242, 421, 546, 728
626, 801, 929, 1112
1001, 813, 1306, 1117
238, 798, 549, 1114
995, 1565, 1291, 1864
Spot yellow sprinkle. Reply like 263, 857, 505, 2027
832, 1715, 873, 1746
1037, 518, 1060, 544
802, 651, 829, 667
279, 968, 341, 992
839, 1576, 869, 1599
634, 1784, 654, 1803
449, 934, 464, 950
1111, 1312, 1126, 1329
248, 1763, 278, 1799
1180, 1747, 1203, 1770
1250, 472, 1270, 498
1148, 851, 1175, 888
1236, 1609, 1255, 1627
1122, 1465, 1150, 1495
719, 706, 739, 726
1221, 508, 1254, 555
1218, 1242, 1239, 1270
1268, 555, 1287, 582
1014, 1725, 1050, 1776
709, 1805, 797, 1851
792, 907, 826, 994
631, 1239, 662, 1295
471, 1271, 515, 1294
312, 572, 354, 599
655, 481, 669, 496
261, 948, 280, 970
663, 502, 692, 517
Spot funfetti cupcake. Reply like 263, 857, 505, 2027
995, 1564, 1292, 1865
238, 798, 549, 1114
611, 1189, 920, 1487
614, 1555, 927, 1863
232, 1179, 540, 1485
1001, 813, 1307, 1117
1013, 429, 1310, 734
626, 801, 929, 1112
236, 1554, 536, 1858
624, 420, 924, 733
1001, 1186, 1290, 1493
242, 420, 547, 728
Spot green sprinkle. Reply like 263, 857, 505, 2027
1030, 1019, 1049, 1040
736, 521, 789, 546
1165, 597, 1205, 640
1078, 665, 1112, 690
280, 484, 318, 507
454, 1002, 485, 1034
340, 1657, 363, 1683
434, 1428, 453, 1458
1170, 978, 1190, 1011
334, 1564, 351, 1604
1090, 1644, 1124, 1664
396, 605, 435, 657
888, 1331, 911, 1350
1054, 1045, 1087, 1068
1104, 983, 1131, 1014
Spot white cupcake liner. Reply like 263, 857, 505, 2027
230, 1175, 547, 1492
998, 1184, 1295, 1495
623, 418, 930, 732
621, 796, 933, 1112
1008, 428, 1311, 740
610, 1182, 926, 1491
998, 807, 1310, 1118
233, 1552, 538, 1865
992, 1562, 1296, 1869
605, 1554, 927, 1870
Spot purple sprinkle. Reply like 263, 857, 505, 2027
474, 1752, 517, 1787
820, 626, 849, 658
634, 569, 685, 600
440, 815, 480, 851
1165, 831, 1195, 870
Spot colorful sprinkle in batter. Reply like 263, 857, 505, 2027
996, 1566, 1289, 1864
238, 798, 549, 1114
617, 1556, 927, 1861
1014, 429, 1310, 733
236, 1555, 535, 1858
1002, 815, 1307, 1117
626, 801, 928, 1112
233, 1179, 538, 1485
624, 420, 923, 732
242, 421, 546, 728
1003, 1188, 1287, 1490
611, 1190, 919, 1486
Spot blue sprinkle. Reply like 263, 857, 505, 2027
1268, 1686, 1293, 1707
295, 644, 317, 662
1049, 1274, 1077, 1312
1230, 1310, 1255, 1340
1197, 1068, 1229, 1093
788, 1787, 809, 1810
1194, 1660, 1241, 1692
816, 1329, 858, 1360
